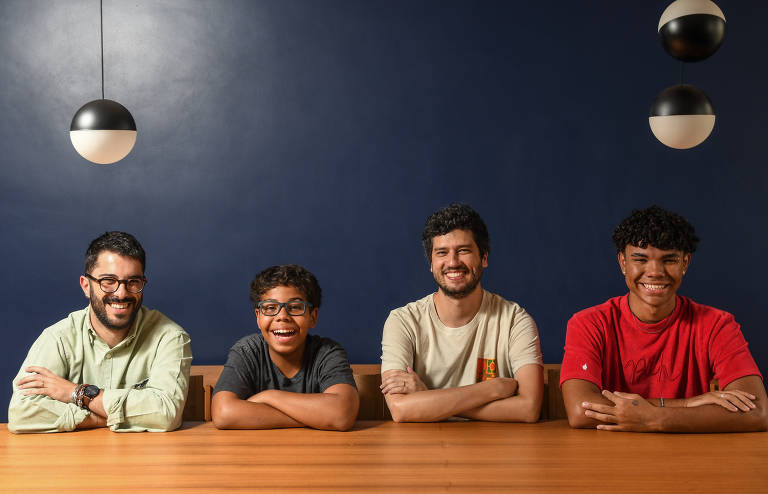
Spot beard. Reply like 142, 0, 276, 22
89, 284, 142, 332
434, 265, 484, 299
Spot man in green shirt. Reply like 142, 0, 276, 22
8, 231, 192, 433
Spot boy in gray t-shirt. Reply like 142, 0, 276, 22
212, 265, 358, 430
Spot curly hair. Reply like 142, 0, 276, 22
249, 264, 322, 309
421, 203, 490, 261
85, 231, 146, 274
612, 205, 699, 254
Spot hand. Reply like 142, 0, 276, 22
582, 390, 657, 432
684, 390, 756, 412
17, 366, 77, 404
380, 367, 428, 395
246, 390, 274, 404
487, 377, 518, 400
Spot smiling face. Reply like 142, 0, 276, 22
256, 285, 317, 369
618, 244, 690, 322
430, 229, 488, 299
79, 251, 144, 334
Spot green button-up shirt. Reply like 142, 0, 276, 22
8, 306, 192, 433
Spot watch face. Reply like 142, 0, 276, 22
84, 385, 100, 399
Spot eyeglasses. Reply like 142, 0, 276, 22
257, 300, 312, 316
84, 273, 147, 293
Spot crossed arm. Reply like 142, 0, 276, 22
13, 365, 108, 430
562, 375, 768, 432
381, 363, 543, 423
211, 383, 359, 431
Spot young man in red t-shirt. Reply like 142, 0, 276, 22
560, 205, 767, 432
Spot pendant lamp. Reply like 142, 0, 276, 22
649, 0, 724, 149
649, 84, 715, 149
70, 0, 136, 165
658, 0, 725, 62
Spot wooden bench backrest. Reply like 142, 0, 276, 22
183, 364, 565, 422
181, 364, 720, 422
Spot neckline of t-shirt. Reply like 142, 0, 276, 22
621, 294, 683, 334
260, 333, 309, 381
428, 290, 487, 332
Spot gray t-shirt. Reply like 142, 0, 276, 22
214, 333, 356, 399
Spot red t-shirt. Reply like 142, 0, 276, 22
560, 294, 762, 398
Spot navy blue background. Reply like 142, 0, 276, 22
1, 1, 765, 422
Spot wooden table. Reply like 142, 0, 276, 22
2, 420, 766, 492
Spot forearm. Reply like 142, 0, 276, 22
255, 388, 358, 431
386, 380, 507, 423
76, 412, 107, 429
212, 396, 303, 429
646, 398, 687, 408
85, 391, 107, 418
652, 404, 767, 433
459, 364, 543, 422
562, 380, 614, 429
211, 391, 304, 429
459, 394, 541, 423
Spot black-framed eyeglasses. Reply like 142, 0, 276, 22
257, 300, 312, 316
84, 273, 147, 294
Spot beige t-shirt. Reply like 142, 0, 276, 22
381, 290, 543, 389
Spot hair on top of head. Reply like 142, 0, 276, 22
85, 231, 146, 274
612, 205, 699, 254
250, 264, 322, 309
421, 203, 490, 262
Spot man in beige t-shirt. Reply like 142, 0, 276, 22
381, 204, 543, 422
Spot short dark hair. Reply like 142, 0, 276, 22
612, 205, 699, 254
85, 231, 146, 274
422, 203, 490, 262
249, 264, 322, 309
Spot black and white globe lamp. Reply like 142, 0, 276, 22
658, 0, 726, 62
649, 84, 715, 149
70, 0, 137, 165
650, 0, 725, 149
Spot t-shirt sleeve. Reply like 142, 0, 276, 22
214, 345, 259, 400
507, 308, 543, 375
708, 312, 763, 388
380, 311, 415, 374
315, 340, 357, 392
560, 312, 604, 389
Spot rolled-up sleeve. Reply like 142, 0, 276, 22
102, 331, 192, 432
8, 329, 90, 433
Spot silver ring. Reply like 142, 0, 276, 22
720, 393, 725, 398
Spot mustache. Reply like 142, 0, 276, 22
103, 296, 136, 304
442, 267, 468, 273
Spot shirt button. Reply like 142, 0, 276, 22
105, 354, 112, 359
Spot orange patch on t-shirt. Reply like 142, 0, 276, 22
476, 358, 498, 381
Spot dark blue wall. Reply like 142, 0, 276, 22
1, 1, 766, 422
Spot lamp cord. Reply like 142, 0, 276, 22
679, 61, 684, 86
100, 0, 104, 99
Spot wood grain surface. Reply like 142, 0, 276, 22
2, 420, 766, 493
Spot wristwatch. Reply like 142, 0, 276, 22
80, 385, 101, 410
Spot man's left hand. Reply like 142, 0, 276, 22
17, 366, 77, 404
380, 367, 428, 395
581, 390, 659, 432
